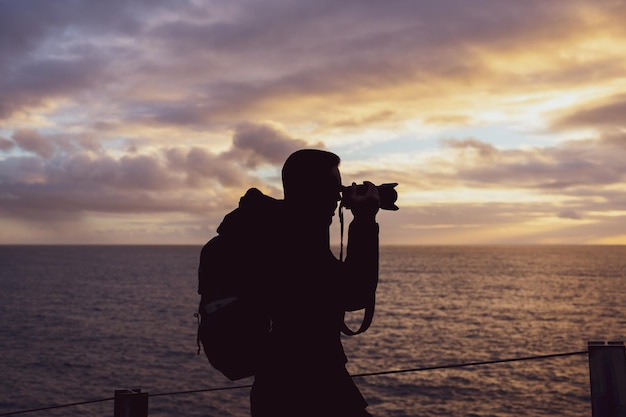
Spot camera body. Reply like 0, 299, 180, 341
340, 182, 398, 211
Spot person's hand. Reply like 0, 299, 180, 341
347, 181, 380, 220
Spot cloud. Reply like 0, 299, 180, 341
231, 122, 323, 167
425, 114, 472, 126
440, 138, 498, 159
0, 0, 200, 121
3, 0, 623, 132
333, 110, 396, 128
0, 151, 218, 224
554, 94, 626, 130
183, 147, 251, 188
12, 129, 56, 159
558, 209, 582, 220
0, 0, 176, 57
0, 122, 323, 226
9, 55, 109, 103
438, 134, 626, 190
0, 136, 14, 151
8, 129, 102, 159
2, 1, 626, 243
0, 156, 45, 185
87, 1, 623, 131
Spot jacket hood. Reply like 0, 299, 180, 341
216, 188, 283, 237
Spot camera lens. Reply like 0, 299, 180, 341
340, 183, 398, 211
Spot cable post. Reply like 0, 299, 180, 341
588, 341, 626, 417
114, 389, 148, 417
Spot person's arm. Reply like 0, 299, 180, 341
342, 182, 380, 311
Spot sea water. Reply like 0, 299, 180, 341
1, 245, 625, 417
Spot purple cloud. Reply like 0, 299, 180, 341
0, 136, 14, 151
231, 122, 323, 167
0, 122, 325, 225
441, 134, 626, 190
12, 129, 56, 159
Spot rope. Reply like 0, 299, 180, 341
0, 397, 115, 417
0, 384, 255, 417
339, 202, 345, 261
149, 384, 253, 398
0, 350, 589, 416
351, 350, 589, 378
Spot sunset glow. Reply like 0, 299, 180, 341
1, 0, 625, 245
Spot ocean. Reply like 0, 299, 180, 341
1, 245, 625, 417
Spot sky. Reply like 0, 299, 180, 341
1, 0, 625, 245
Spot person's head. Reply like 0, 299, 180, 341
282, 149, 342, 222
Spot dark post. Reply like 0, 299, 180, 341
114, 389, 149, 417
588, 341, 626, 417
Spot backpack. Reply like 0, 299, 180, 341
196, 234, 270, 381
195, 188, 375, 380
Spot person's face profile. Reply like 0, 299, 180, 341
331, 166, 342, 203
318, 166, 342, 221
295, 165, 342, 224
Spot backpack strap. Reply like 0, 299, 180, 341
338, 203, 377, 336
341, 301, 375, 336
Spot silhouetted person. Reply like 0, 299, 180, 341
215, 149, 379, 416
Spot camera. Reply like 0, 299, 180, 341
340, 182, 398, 211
